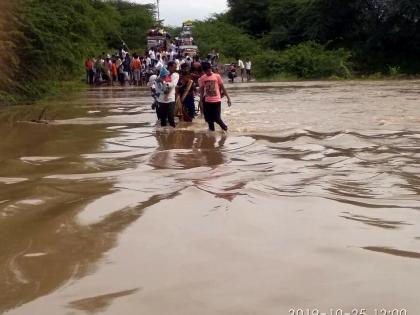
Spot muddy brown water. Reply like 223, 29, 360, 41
1, 81, 420, 314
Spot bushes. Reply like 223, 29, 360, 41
194, 16, 352, 80
281, 42, 351, 78
0, 1, 25, 103
252, 51, 285, 79
228, 0, 420, 74
0, 0, 156, 105
253, 42, 351, 79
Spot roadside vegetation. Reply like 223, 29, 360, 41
194, 0, 420, 80
0, 0, 156, 105
1, 0, 420, 105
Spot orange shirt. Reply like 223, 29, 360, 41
132, 59, 142, 70
111, 63, 117, 76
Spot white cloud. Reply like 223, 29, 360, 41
133, 0, 228, 26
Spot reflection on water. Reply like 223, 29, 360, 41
69, 289, 140, 314
1, 81, 420, 314
363, 247, 420, 259
150, 130, 226, 169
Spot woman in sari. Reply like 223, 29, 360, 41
177, 64, 195, 121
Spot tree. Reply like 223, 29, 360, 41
227, 0, 271, 36
0, 0, 24, 102
0, 0, 157, 105
106, 0, 156, 50
193, 17, 261, 59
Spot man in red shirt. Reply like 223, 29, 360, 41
85, 57, 94, 85
199, 62, 232, 131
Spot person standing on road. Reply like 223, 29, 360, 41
199, 62, 232, 132
245, 58, 252, 82
149, 49, 157, 67
131, 54, 142, 86
85, 57, 94, 85
123, 53, 132, 85
111, 57, 118, 86
237, 58, 245, 82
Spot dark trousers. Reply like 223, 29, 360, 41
203, 102, 227, 131
88, 70, 94, 85
119, 73, 125, 85
184, 99, 195, 120
158, 102, 176, 127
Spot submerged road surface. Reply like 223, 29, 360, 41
1, 81, 420, 314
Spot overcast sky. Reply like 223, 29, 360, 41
133, 0, 228, 26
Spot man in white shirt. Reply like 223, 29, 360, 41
149, 49, 156, 66
237, 58, 245, 82
146, 55, 152, 69
182, 54, 192, 67
156, 61, 179, 127
245, 58, 252, 82
169, 49, 176, 61
155, 54, 165, 72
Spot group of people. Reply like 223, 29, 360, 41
227, 58, 252, 83
148, 56, 232, 132
84, 47, 254, 132
84, 50, 145, 87
84, 47, 223, 88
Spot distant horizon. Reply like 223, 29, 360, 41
132, 0, 228, 26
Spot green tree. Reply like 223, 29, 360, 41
227, 0, 271, 36
0, 1, 24, 103
107, 0, 156, 50
0, 0, 157, 105
193, 17, 261, 59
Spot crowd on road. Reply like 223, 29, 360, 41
84, 48, 252, 88
227, 58, 252, 83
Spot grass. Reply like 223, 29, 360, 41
0, 78, 88, 124
0, 77, 87, 106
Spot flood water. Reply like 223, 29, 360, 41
1, 80, 420, 314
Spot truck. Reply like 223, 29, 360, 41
177, 21, 198, 56
182, 20, 194, 34
147, 28, 171, 51
178, 45, 199, 57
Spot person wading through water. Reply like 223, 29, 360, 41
156, 61, 179, 128
199, 62, 232, 132
177, 63, 195, 122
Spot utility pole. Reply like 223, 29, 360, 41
156, 0, 160, 22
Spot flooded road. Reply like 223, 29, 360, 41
1, 80, 420, 314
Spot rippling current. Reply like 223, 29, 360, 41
1, 81, 420, 314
